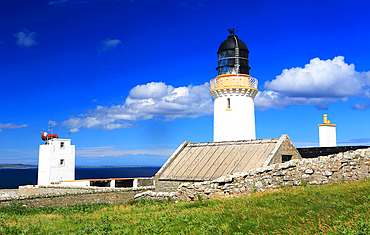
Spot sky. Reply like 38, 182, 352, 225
1, 0, 370, 166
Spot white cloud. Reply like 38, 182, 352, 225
256, 56, 370, 110
14, 29, 38, 47
47, 120, 58, 126
100, 38, 121, 52
52, 56, 370, 132
56, 82, 213, 132
352, 102, 370, 111
341, 138, 370, 145
0, 123, 28, 132
255, 90, 341, 110
77, 146, 175, 158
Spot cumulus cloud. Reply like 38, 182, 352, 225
47, 120, 58, 126
14, 29, 38, 47
100, 38, 121, 52
352, 102, 370, 110
255, 56, 370, 110
51, 56, 370, 132
254, 90, 339, 110
0, 123, 28, 132
55, 82, 213, 132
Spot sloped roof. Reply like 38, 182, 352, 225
157, 135, 300, 182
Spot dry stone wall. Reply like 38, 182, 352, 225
135, 147, 370, 202
0, 186, 154, 208
134, 191, 178, 201
154, 179, 182, 192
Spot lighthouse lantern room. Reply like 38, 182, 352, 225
38, 132, 75, 186
210, 29, 258, 142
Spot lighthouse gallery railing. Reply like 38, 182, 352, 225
210, 74, 258, 91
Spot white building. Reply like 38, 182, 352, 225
38, 134, 75, 186
318, 114, 337, 147
210, 29, 258, 142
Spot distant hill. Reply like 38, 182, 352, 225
0, 164, 37, 169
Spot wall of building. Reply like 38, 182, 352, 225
265, 135, 302, 166
155, 178, 182, 192
61, 177, 154, 188
38, 139, 75, 185
319, 125, 337, 147
135, 147, 370, 202
213, 89, 256, 141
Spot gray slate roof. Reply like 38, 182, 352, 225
157, 134, 300, 182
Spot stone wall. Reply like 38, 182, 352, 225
0, 189, 18, 199
135, 147, 370, 202
0, 186, 154, 208
134, 191, 178, 201
138, 178, 154, 187
154, 178, 182, 192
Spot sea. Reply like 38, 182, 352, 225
0, 167, 161, 189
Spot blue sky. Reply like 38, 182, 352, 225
1, 0, 370, 166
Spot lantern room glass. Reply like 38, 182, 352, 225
217, 49, 250, 75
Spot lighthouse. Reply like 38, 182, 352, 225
318, 114, 337, 147
38, 132, 75, 185
210, 29, 258, 142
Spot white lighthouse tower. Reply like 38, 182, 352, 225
318, 114, 337, 147
210, 29, 258, 142
38, 132, 75, 186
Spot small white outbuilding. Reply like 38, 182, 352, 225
318, 114, 337, 147
38, 135, 75, 186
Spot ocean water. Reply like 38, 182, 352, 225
0, 167, 160, 189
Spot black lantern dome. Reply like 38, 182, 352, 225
216, 29, 251, 75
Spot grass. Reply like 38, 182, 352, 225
1, 179, 370, 234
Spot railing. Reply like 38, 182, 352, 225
210, 74, 258, 91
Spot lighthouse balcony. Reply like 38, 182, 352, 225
210, 74, 258, 91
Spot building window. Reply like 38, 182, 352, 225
226, 98, 232, 111
60, 142, 65, 149
282, 155, 292, 163
60, 159, 65, 166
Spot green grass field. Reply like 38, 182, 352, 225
1, 179, 370, 234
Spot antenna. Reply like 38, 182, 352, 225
66, 126, 71, 139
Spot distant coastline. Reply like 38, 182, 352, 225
0, 164, 161, 169
0, 164, 37, 169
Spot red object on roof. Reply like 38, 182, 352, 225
41, 132, 59, 141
